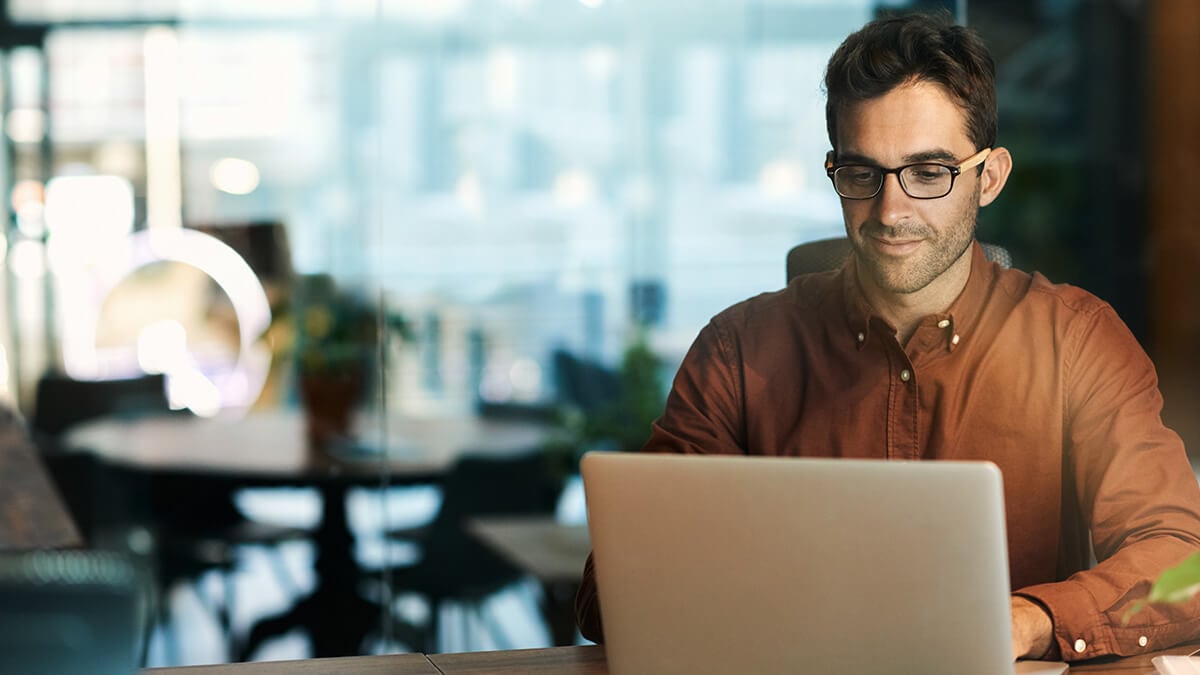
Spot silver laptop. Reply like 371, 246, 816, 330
582, 452, 1068, 675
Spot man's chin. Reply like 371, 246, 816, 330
864, 260, 935, 295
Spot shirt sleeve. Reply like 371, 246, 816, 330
574, 316, 748, 641
642, 316, 747, 456
1015, 304, 1200, 661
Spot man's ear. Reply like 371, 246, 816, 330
978, 146, 1012, 208
825, 150, 835, 170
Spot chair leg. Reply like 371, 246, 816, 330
424, 598, 442, 654
220, 568, 237, 660
262, 545, 299, 598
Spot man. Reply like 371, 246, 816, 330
576, 13, 1200, 663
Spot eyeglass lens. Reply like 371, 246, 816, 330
833, 164, 955, 199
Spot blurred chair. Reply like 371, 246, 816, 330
552, 349, 622, 417
0, 548, 147, 675
786, 236, 1013, 282
377, 450, 564, 653
29, 371, 309, 663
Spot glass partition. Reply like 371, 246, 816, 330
11, 0, 1188, 666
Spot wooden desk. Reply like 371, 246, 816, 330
143, 652, 439, 674
65, 409, 549, 658
140, 642, 1200, 674
428, 645, 607, 673
466, 516, 591, 647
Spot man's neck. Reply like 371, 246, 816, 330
856, 246, 973, 346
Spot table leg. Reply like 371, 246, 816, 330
240, 483, 380, 659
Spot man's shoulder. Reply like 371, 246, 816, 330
1012, 268, 1112, 318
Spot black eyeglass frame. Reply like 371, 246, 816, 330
825, 147, 992, 200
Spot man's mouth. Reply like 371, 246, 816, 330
869, 236, 923, 256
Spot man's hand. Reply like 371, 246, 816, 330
1011, 595, 1054, 660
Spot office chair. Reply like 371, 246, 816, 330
786, 236, 1012, 282
376, 450, 564, 653
29, 371, 309, 663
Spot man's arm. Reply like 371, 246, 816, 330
1016, 304, 1200, 660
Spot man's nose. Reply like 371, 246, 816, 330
872, 173, 912, 226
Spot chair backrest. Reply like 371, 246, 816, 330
786, 237, 1012, 283
31, 372, 172, 438
421, 450, 562, 595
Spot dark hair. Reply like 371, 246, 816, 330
824, 13, 997, 154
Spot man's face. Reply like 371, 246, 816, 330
834, 80, 982, 295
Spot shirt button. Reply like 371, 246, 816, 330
951, 334, 960, 346
1139, 635, 1148, 647
936, 319, 950, 328
1073, 638, 1087, 653
899, 369, 911, 382
856, 332, 865, 343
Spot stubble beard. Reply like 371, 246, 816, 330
848, 193, 980, 296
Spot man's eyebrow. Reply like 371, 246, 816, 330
834, 149, 960, 165
902, 149, 959, 164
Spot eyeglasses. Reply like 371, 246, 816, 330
826, 148, 991, 200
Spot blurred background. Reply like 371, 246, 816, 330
1, 0, 1197, 668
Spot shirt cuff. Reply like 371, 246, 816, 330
1016, 580, 1172, 661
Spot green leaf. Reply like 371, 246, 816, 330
1147, 552, 1200, 604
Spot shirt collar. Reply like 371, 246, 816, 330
839, 241, 995, 352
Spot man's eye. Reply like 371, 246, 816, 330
844, 168, 877, 183
907, 165, 948, 183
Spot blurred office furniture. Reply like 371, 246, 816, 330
786, 237, 1013, 282
0, 548, 146, 675
376, 451, 564, 654
552, 349, 622, 418
0, 405, 81, 551
30, 372, 308, 662
65, 409, 550, 659
189, 221, 296, 411
391, 449, 564, 648
29, 372, 172, 550
467, 516, 591, 647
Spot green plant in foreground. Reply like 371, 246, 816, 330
1121, 551, 1200, 624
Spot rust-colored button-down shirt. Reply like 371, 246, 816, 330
576, 242, 1200, 660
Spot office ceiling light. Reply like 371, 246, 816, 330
554, 169, 597, 208
211, 157, 261, 195
44, 175, 136, 258
5, 108, 46, 144
758, 159, 805, 198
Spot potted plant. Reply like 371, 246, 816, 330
543, 329, 667, 477
276, 273, 412, 450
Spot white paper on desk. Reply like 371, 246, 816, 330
1153, 655, 1200, 674
1015, 660, 1069, 674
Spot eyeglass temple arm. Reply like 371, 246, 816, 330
956, 147, 992, 171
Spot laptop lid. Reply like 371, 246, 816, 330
582, 452, 1016, 675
